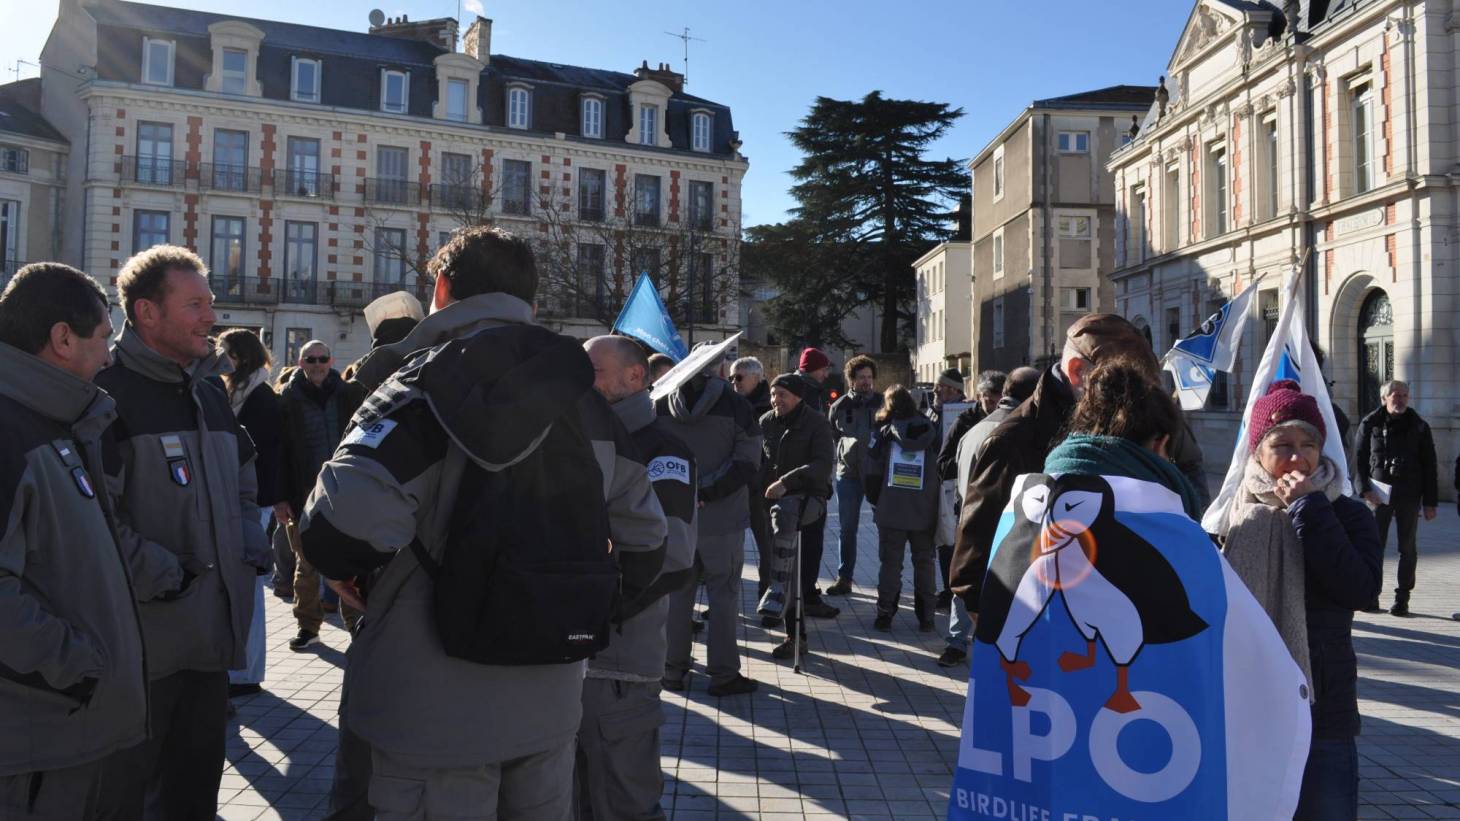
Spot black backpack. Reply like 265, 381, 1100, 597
410, 393, 618, 666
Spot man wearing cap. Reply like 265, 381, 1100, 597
950, 315, 1158, 613
791, 347, 841, 618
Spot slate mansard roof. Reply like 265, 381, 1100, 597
0, 79, 68, 144
87, 0, 739, 158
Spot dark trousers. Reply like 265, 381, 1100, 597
1374, 494, 1421, 596
325, 718, 374, 820
937, 543, 954, 592
96, 669, 228, 821
749, 474, 773, 592
799, 510, 825, 599
1294, 737, 1357, 821
0, 760, 103, 820
271, 524, 295, 597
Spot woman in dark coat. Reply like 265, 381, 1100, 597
1221, 380, 1382, 821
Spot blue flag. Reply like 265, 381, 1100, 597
1164, 279, 1260, 411
612, 273, 688, 361
950, 473, 1311, 820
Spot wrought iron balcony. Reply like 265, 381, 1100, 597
274, 169, 336, 200
326, 278, 432, 309
210, 275, 281, 306
121, 155, 188, 188
429, 183, 485, 212
199, 162, 264, 194
366, 177, 419, 206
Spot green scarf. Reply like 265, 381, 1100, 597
1044, 434, 1204, 520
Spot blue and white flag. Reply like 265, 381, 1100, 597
612, 273, 688, 361
950, 473, 1311, 820
1164, 279, 1261, 411
1201, 268, 1351, 533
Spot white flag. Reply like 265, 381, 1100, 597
1164, 279, 1261, 411
1201, 268, 1351, 534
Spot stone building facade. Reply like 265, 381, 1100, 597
0, 79, 69, 281
913, 240, 972, 384
38, 0, 745, 364
1108, 0, 1455, 496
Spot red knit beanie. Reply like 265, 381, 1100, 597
799, 347, 832, 373
1248, 380, 1326, 450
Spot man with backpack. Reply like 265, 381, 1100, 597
300, 227, 666, 819
577, 335, 697, 819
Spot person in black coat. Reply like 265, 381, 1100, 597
732, 357, 775, 600
1355, 380, 1438, 616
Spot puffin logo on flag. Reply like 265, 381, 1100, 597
949, 473, 1311, 820
168, 458, 192, 487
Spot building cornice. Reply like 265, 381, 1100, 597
0, 132, 69, 153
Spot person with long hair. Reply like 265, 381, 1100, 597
865, 385, 943, 632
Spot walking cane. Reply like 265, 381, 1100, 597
792, 530, 805, 675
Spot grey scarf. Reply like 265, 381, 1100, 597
1221, 456, 1342, 702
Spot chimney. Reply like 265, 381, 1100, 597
369, 14, 460, 52
633, 60, 684, 94
463, 16, 492, 63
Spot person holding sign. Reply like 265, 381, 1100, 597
864, 385, 942, 632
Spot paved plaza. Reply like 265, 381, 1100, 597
220, 500, 1460, 820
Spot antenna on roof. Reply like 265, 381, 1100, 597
8, 59, 40, 82
368, 9, 386, 27
663, 27, 705, 84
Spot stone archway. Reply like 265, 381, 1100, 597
1328, 271, 1383, 420
1357, 290, 1394, 414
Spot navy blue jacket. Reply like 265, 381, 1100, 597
1288, 493, 1382, 740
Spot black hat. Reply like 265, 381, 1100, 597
770, 373, 808, 398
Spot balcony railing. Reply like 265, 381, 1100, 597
275, 169, 335, 200
327, 278, 432, 309
278, 276, 319, 304
121, 155, 188, 188
429, 183, 484, 212
366, 177, 419, 206
210, 275, 281, 306
200, 162, 264, 194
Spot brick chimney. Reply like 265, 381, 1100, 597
369, 14, 459, 52
463, 16, 492, 63
633, 60, 684, 94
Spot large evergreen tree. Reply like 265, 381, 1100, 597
772, 91, 967, 351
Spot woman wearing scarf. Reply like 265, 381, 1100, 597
865, 385, 943, 632
1221, 380, 1380, 821
218, 329, 285, 697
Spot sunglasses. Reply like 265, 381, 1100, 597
730, 374, 744, 383
303, 356, 331, 364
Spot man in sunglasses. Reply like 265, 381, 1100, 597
278, 340, 365, 650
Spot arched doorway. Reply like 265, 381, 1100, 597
1358, 290, 1393, 414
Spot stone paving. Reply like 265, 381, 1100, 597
220, 499, 1460, 820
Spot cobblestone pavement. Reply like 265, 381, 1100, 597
220, 501, 1460, 820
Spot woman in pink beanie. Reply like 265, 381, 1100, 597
1221, 380, 1381, 820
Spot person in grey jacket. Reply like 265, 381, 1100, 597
94, 246, 270, 819
657, 349, 763, 697
825, 355, 879, 595
577, 336, 697, 820
301, 227, 667, 820
0, 264, 169, 819
865, 385, 943, 632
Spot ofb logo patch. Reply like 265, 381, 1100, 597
342, 419, 398, 449
647, 455, 691, 485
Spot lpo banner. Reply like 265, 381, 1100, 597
949, 473, 1310, 820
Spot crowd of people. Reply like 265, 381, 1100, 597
0, 224, 1454, 820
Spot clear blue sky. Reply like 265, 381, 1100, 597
3, 0, 1195, 226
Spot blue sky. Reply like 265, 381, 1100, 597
3, 1, 1195, 226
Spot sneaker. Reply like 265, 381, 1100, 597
936, 590, 952, 613
825, 577, 853, 596
1390, 602, 1411, 617
706, 675, 758, 697
228, 683, 262, 698
760, 615, 782, 629
661, 674, 687, 692
873, 614, 893, 631
802, 600, 841, 619
288, 630, 320, 652
757, 584, 786, 617
918, 619, 936, 633
772, 637, 806, 660
936, 647, 968, 668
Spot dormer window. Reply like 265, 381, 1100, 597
507, 86, 531, 129
638, 105, 657, 146
291, 57, 320, 103
381, 70, 409, 114
691, 111, 712, 152
446, 79, 468, 122
581, 96, 604, 139
221, 49, 247, 94
142, 37, 174, 86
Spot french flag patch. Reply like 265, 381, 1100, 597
168, 458, 192, 487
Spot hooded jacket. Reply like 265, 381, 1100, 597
828, 391, 880, 481
759, 402, 835, 500
300, 293, 667, 769
950, 366, 1075, 610
865, 414, 943, 532
0, 343, 151, 777
655, 374, 762, 535
96, 326, 269, 678
590, 389, 698, 682
1356, 406, 1438, 506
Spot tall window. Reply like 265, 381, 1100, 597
1210, 147, 1228, 236
132, 210, 169, 252
440, 152, 475, 209
688, 180, 713, 231
283, 221, 317, 302
576, 243, 607, 315
286, 137, 321, 197
1057, 131, 1090, 153
691, 112, 712, 152
631, 248, 661, 281
634, 174, 661, 226
694, 252, 715, 321
1131, 185, 1147, 262
992, 230, 1004, 277
381, 70, 409, 114
992, 297, 1005, 348
1265, 117, 1280, 219
210, 216, 246, 292
0, 147, 27, 174
212, 129, 249, 191
291, 57, 320, 103
501, 159, 531, 215
376, 146, 409, 204
638, 105, 657, 146
1352, 83, 1373, 194
136, 122, 174, 185
993, 153, 1005, 199
1163, 164, 1180, 250
507, 87, 530, 129
581, 97, 603, 139
446, 78, 469, 123
0, 200, 18, 270
374, 227, 407, 285
578, 168, 606, 222
142, 38, 174, 86
221, 48, 247, 94
1057, 214, 1092, 269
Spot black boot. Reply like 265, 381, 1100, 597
1390, 590, 1411, 617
